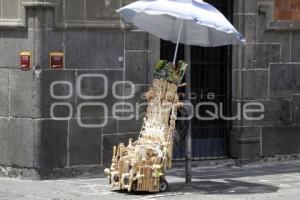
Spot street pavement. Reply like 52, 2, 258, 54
1, 160, 300, 200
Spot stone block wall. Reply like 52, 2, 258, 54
0, 0, 160, 173
1, 0, 300, 174
232, 0, 300, 159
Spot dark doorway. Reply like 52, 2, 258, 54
160, 0, 233, 160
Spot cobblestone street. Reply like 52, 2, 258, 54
1, 160, 300, 200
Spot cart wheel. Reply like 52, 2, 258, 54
159, 180, 168, 192
131, 181, 137, 191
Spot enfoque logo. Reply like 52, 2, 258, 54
50, 73, 265, 128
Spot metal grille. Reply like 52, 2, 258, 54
160, 0, 233, 160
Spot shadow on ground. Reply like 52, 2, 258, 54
109, 161, 300, 196
112, 179, 278, 196
169, 179, 279, 194
168, 161, 300, 180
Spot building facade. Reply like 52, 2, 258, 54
0, 0, 300, 177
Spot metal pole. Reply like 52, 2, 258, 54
173, 18, 184, 65
185, 44, 192, 183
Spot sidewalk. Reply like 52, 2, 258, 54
1, 160, 300, 200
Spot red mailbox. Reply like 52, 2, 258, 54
20, 52, 31, 70
50, 52, 64, 69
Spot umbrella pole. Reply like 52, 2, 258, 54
173, 18, 184, 65
184, 45, 192, 184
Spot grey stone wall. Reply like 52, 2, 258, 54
0, 0, 160, 170
1, 0, 300, 172
0, 0, 133, 29
231, 0, 300, 159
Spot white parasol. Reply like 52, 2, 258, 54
117, 0, 245, 65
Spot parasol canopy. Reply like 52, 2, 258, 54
117, 0, 244, 64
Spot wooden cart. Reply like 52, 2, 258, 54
104, 61, 187, 192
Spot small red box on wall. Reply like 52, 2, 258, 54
50, 52, 64, 69
20, 52, 31, 70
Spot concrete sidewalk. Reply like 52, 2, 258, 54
1, 160, 300, 200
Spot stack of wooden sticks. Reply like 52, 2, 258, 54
104, 60, 188, 192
